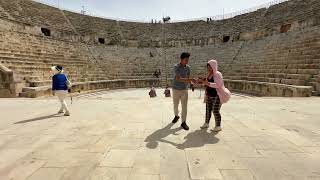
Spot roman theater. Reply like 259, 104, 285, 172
0, 0, 319, 179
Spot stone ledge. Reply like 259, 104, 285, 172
20, 79, 161, 98
0, 64, 16, 97
224, 79, 313, 97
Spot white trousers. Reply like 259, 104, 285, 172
55, 90, 69, 112
173, 89, 188, 122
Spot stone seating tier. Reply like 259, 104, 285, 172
0, 0, 73, 32
0, 0, 319, 97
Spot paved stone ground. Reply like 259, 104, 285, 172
0, 88, 320, 180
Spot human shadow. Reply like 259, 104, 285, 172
144, 123, 182, 149
176, 129, 220, 150
14, 113, 61, 124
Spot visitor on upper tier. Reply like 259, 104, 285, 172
149, 86, 157, 98
51, 65, 72, 116
171, 52, 197, 131
164, 86, 171, 97
153, 70, 159, 78
198, 60, 231, 132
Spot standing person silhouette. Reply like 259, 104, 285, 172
199, 60, 231, 131
51, 65, 71, 116
171, 52, 196, 130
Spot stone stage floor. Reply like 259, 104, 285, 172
0, 88, 319, 180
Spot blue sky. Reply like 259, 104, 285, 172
35, 0, 277, 21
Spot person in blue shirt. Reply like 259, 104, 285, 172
171, 52, 197, 130
51, 65, 71, 116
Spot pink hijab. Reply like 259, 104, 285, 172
205, 60, 231, 104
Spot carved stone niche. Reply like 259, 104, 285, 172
98, 37, 105, 44
41, 27, 51, 36
280, 24, 291, 33
223, 36, 230, 43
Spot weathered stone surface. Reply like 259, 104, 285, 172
1, 89, 319, 179
99, 150, 138, 168
224, 79, 313, 97
185, 149, 223, 179
0, 64, 17, 98
132, 149, 161, 174
220, 169, 255, 180
26, 168, 65, 180
87, 167, 131, 180
128, 174, 160, 180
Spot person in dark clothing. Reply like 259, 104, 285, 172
149, 86, 157, 98
153, 70, 159, 78
202, 74, 221, 130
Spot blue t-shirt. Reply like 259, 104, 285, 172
52, 73, 68, 91
172, 63, 191, 90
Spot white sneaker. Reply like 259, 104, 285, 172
58, 110, 64, 114
64, 111, 70, 116
212, 126, 222, 132
200, 123, 209, 129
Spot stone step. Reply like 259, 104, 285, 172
312, 91, 319, 96
224, 79, 313, 97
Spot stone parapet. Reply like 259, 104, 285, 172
224, 79, 313, 97
20, 78, 161, 98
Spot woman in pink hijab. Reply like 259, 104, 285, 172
199, 60, 231, 132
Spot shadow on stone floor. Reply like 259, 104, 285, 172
144, 123, 182, 149
14, 113, 62, 124
145, 123, 219, 150
176, 129, 219, 150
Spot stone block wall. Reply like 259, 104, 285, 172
63, 11, 120, 44
87, 46, 162, 80
0, 63, 16, 97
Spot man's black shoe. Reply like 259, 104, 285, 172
172, 116, 180, 123
181, 122, 189, 130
